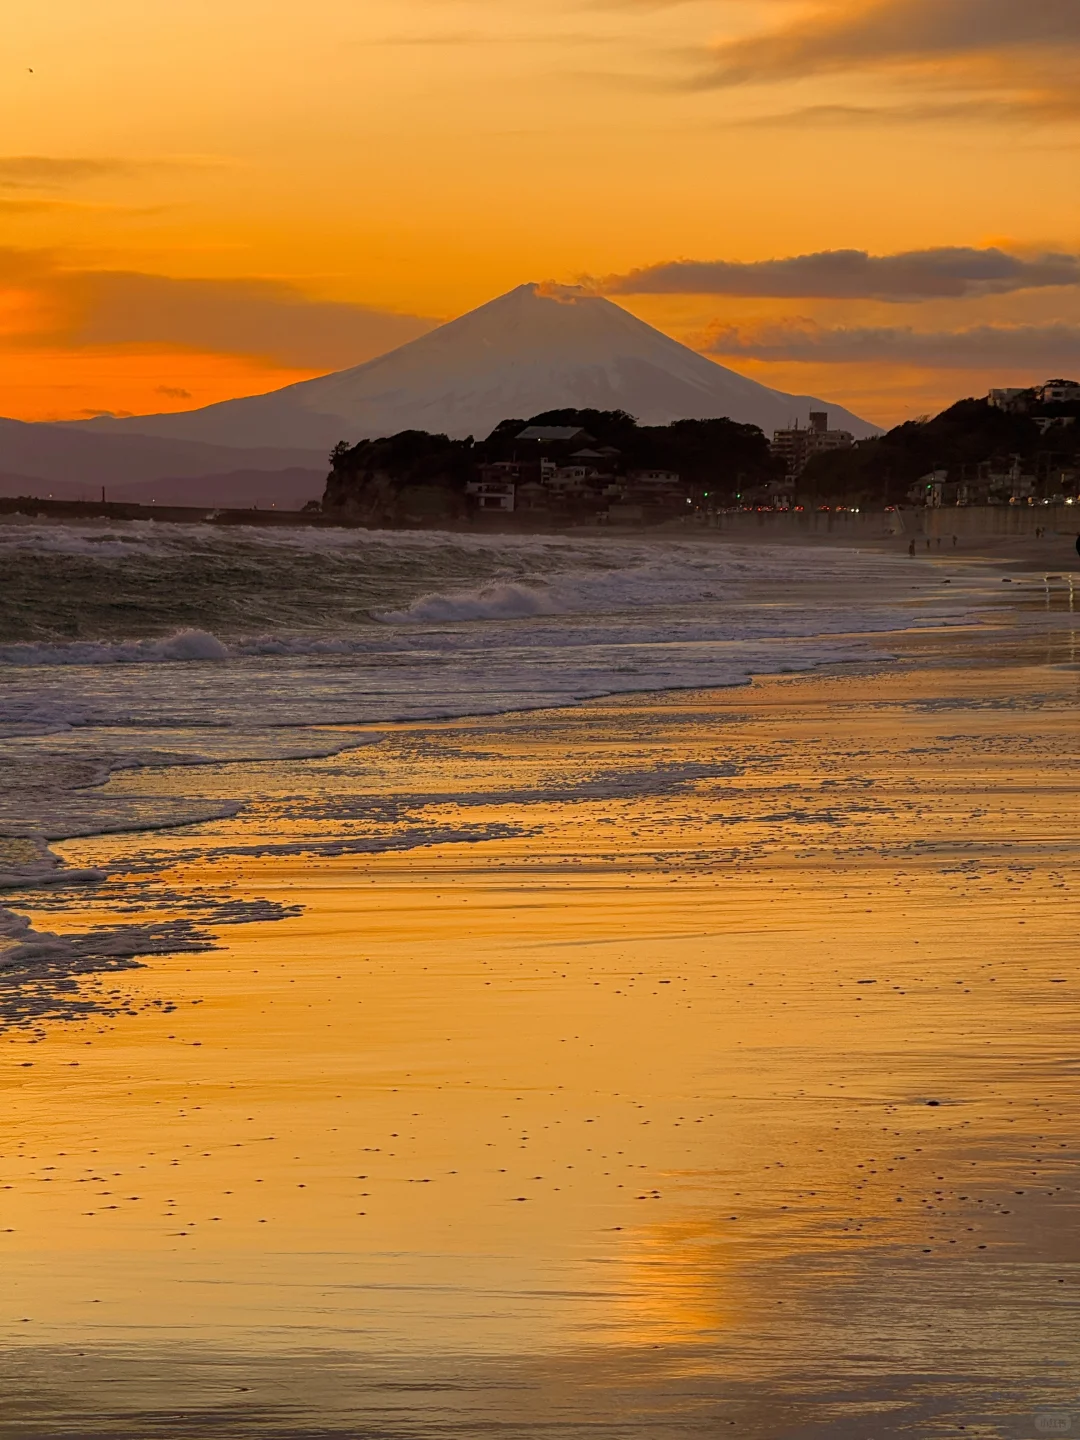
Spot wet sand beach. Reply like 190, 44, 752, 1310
2, 603, 1078, 1436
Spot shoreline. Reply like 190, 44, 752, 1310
3, 495, 1078, 564
1, 558, 1074, 925
0, 637, 1077, 1436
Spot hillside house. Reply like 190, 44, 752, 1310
1039, 380, 1080, 405
516, 425, 594, 446
467, 466, 516, 511
627, 469, 681, 493
988, 387, 1029, 411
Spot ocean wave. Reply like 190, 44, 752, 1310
3, 519, 961, 654
0, 628, 230, 666
378, 560, 730, 624
0, 628, 429, 667
380, 580, 562, 623
0, 519, 635, 563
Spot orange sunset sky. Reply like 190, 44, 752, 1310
2, 0, 1078, 428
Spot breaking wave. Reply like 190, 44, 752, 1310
381, 581, 561, 623
378, 560, 732, 624
0, 629, 230, 667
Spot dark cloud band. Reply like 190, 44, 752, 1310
600, 247, 1080, 301
703, 319, 1080, 368
0, 250, 435, 370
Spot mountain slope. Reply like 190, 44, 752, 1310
72, 284, 879, 447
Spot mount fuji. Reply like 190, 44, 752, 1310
73, 284, 878, 451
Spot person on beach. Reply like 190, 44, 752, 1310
909, 539, 916, 557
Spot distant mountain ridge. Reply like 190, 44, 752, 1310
70, 284, 879, 450
0, 466, 324, 510
0, 416, 323, 491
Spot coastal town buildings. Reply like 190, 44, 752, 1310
468, 426, 688, 520
914, 459, 1038, 507
325, 384, 1080, 525
770, 411, 855, 478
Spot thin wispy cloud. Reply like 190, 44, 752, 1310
0, 198, 80, 214
699, 0, 1080, 86
353, 25, 616, 48
685, 0, 1080, 123
599, 247, 1080, 301
581, 0, 709, 9
0, 155, 231, 192
0, 157, 138, 189
726, 97, 1080, 127
703, 318, 1080, 368
356, 31, 486, 46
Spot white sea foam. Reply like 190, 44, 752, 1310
0, 697, 92, 735
0, 528, 1004, 871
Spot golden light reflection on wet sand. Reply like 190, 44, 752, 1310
1, 656, 1078, 1435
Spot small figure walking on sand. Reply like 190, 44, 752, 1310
908, 539, 916, 557
952, 535, 958, 548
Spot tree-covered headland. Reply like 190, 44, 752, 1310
322, 410, 780, 524
321, 387, 1080, 524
